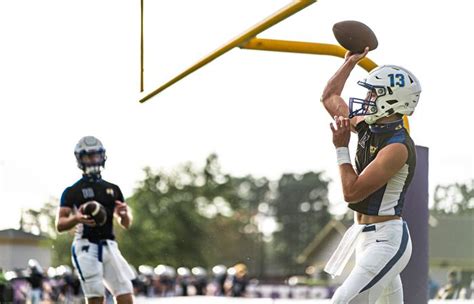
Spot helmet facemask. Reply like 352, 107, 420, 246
76, 150, 106, 175
349, 81, 387, 123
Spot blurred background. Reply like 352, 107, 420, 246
1, 0, 473, 303
0, 155, 472, 302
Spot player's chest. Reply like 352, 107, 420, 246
356, 132, 384, 169
76, 184, 117, 208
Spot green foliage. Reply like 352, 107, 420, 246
51, 232, 75, 266
117, 154, 268, 273
21, 198, 74, 266
117, 165, 208, 267
271, 172, 331, 275
432, 179, 474, 215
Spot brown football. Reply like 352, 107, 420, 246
82, 201, 107, 226
332, 20, 378, 53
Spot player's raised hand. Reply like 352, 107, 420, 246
330, 116, 351, 148
114, 200, 128, 216
344, 47, 369, 64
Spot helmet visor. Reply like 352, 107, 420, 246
79, 150, 105, 166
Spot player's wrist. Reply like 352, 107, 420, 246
336, 147, 351, 165
73, 213, 82, 224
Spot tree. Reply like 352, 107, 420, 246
116, 165, 208, 268
271, 172, 331, 276
21, 198, 74, 266
117, 154, 266, 272
432, 179, 474, 215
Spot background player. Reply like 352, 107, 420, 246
56, 136, 135, 304
320, 47, 421, 303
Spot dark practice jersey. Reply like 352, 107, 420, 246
350, 120, 416, 216
60, 176, 124, 242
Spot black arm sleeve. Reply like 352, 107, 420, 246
60, 187, 74, 208
116, 186, 125, 202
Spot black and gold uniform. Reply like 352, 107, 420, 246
60, 175, 124, 242
351, 119, 416, 216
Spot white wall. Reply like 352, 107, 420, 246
0, 243, 51, 270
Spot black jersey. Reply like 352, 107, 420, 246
60, 176, 124, 242
350, 120, 416, 216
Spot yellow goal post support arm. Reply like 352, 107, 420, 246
239, 38, 410, 131
139, 0, 410, 131
139, 0, 317, 103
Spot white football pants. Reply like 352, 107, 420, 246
71, 239, 135, 298
331, 219, 412, 304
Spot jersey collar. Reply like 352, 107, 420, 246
369, 120, 404, 134
82, 174, 102, 183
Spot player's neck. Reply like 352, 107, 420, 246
370, 115, 404, 133
82, 173, 102, 182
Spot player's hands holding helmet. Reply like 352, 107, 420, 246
330, 116, 351, 148
75, 207, 97, 227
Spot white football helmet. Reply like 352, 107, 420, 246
74, 136, 106, 175
349, 65, 421, 124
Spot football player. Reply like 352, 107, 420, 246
320, 47, 421, 303
56, 136, 135, 304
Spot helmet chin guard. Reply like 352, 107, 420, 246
349, 65, 422, 125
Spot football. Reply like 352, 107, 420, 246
332, 20, 378, 53
81, 201, 107, 226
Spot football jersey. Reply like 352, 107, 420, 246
349, 120, 416, 216
60, 176, 124, 242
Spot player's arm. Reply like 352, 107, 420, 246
330, 116, 408, 203
321, 48, 369, 129
339, 144, 408, 203
115, 200, 133, 229
56, 206, 95, 233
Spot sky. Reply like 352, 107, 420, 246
1, 0, 473, 230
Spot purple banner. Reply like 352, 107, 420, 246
400, 146, 429, 304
